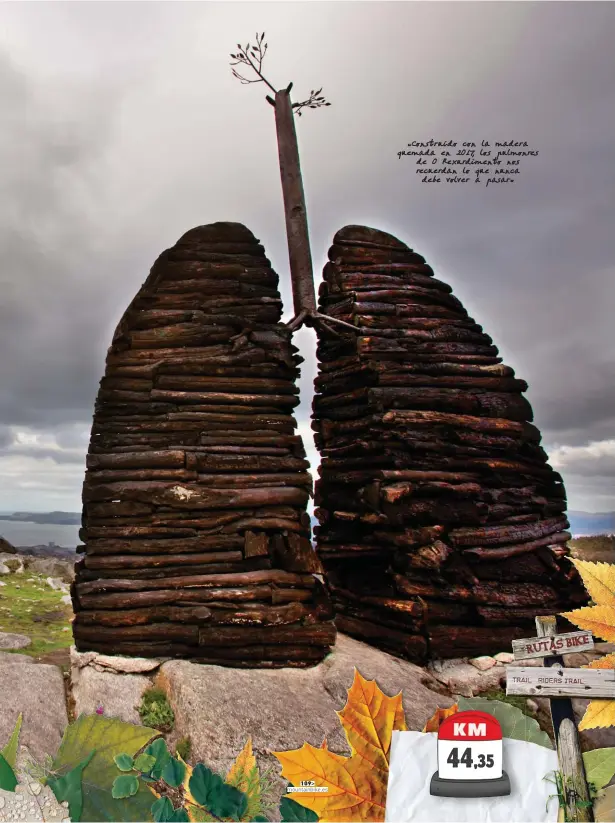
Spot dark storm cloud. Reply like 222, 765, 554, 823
0, 2, 613, 510
0, 51, 124, 431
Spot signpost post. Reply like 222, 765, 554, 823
505, 616, 595, 822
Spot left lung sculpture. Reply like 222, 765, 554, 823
71, 222, 335, 666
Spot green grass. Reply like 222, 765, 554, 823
569, 535, 615, 563
0, 570, 73, 658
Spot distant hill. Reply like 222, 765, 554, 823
0, 511, 81, 526
568, 510, 615, 536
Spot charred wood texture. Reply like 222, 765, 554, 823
74, 222, 335, 666
312, 225, 588, 664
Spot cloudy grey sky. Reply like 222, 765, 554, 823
0, 1, 613, 513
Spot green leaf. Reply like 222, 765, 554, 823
134, 753, 157, 774
48, 750, 95, 822
170, 808, 190, 822
1, 713, 22, 769
280, 795, 319, 822
51, 713, 159, 821
253, 817, 269, 822
114, 753, 135, 772
162, 756, 186, 787
595, 784, 615, 822
583, 748, 615, 794
189, 763, 248, 819
457, 697, 553, 749
0, 753, 18, 793
145, 737, 172, 780
152, 796, 175, 822
112, 774, 140, 799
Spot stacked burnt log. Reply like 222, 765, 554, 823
72, 222, 335, 667
312, 225, 588, 663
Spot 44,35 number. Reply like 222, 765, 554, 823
446, 747, 494, 769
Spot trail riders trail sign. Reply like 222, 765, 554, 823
506, 666, 615, 698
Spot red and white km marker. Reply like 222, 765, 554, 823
430, 710, 511, 797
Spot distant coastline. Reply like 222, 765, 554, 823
0, 511, 80, 526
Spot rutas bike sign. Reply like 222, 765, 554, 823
430, 710, 511, 798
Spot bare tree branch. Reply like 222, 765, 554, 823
229, 33, 332, 113
229, 32, 278, 94
291, 88, 332, 117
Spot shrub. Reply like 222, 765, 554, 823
138, 687, 175, 732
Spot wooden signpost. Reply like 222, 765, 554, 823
507, 666, 615, 698
506, 616, 596, 822
512, 630, 594, 661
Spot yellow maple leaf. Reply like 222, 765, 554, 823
273, 669, 407, 822
579, 653, 615, 731
570, 559, 615, 607
225, 736, 256, 792
422, 704, 459, 733
578, 699, 615, 731
585, 653, 615, 670
560, 604, 615, 643
225, 737, 262, 822
561, 562, 615, 733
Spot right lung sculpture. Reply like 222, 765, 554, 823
312, 225, 589, 663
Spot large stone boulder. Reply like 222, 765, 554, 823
0, 633, 31, 650
25, 556, 75, 583
0, 652, 68, 763
158, 634, 453, 797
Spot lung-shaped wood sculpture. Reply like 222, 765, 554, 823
312, 225, 588, 663
72, 222, 335, 666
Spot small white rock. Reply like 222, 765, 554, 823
469, 655, 497, 672
493, 652, 515, 664
0, 796, 5, 809
30, 782, 42, 796
526, 698, 539, 713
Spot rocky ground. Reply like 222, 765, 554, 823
0, 547, 613, 821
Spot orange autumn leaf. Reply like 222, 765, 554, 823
272, 669, 407, 822
274, 742, 385, 822
422, 704, 459, 733
336, 669, 407, 771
